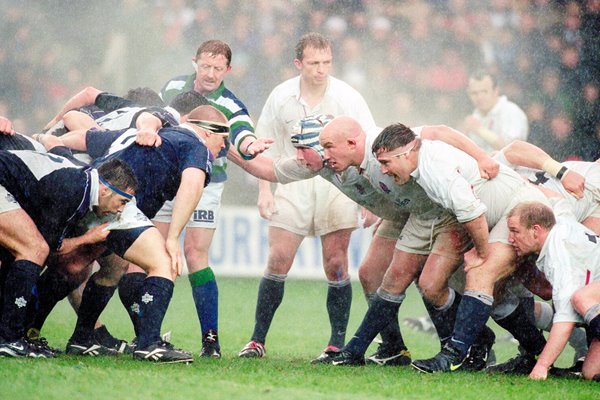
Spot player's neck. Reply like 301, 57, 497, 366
299, 79, 327, 109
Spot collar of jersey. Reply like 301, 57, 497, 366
203, 81, 226, 100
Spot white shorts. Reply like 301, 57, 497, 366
0, 184, 21, 214
375, 217, 408, 240
395, 212, 471, 260
153, 181, 224, 229
269, 176, 358, 237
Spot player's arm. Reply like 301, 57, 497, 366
501, 140, 584, 198
237, 135, 274, 159
463, 115, 505, 150
53, 128, 88, 152
45, 86, 102, 130
530, 321, 574, 380
167, 167, 206, 276
462, 215, 491, 270
257, 179, 276, 220
134, 112, 163, 147
57, 223, 110, 255
425, 165, 490, 268
421, 125, 499, 179
514, 258, 553, 300
0, 116, 15, 136
227, 151, 278, 182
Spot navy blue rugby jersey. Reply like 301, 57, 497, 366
89, 126, 212, 218
0, 132, 41, 151
0, 150, 91, 249
95, 92, 135, 113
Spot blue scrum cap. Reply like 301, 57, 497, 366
290, 114, 334, 160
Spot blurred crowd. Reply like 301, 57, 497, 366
1, 0, 599, 161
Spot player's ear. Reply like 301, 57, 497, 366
99, 183, 110, 197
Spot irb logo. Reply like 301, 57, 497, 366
193, 210, 214, 223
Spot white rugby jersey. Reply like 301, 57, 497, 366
361, 127, 445, 220
411, 140, 526, 226
273, 157, 407, 222
470, 95, 528, 153
257, 75, 376, 159
496, 153, 600, 223
536, 201, 600, 323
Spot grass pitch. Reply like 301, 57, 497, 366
1, 277, 597, 400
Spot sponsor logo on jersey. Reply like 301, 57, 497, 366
395, 198, 411, 207
354, 183, 365, 195
379, 182, 390, 194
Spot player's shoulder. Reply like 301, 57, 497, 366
269, 76, 301, 97
499, 96, 526, 114
160, 74, 194, 97
327, 76, 364, 96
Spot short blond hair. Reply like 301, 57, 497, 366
508, 202, 556, 230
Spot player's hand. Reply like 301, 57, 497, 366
560, 169, 585, 199
83, 223, 111, 244
529, 364, 548, 380
359, 208, 379, 229
244, 137, 274, 156
32, 133, 64, 151
165, 237, 183, 277
464, 248, 486, 272
136, 128, 162, 147
257, 189, 276, 220
371, 218, 383, 237
0, 116, 15, 136
477, 156, 499, 180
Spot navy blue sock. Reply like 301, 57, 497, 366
136, 276, 174, 349
189, 268, 219, 335
589, 314, 600, 339
0, 260, 41, 340
494, 298, 546, 355
326, 279, 352, 348
424, 290, 462, 346
344, 292, 402, 356
368, 293, 405, 350
584, 304, 600, 342
118, 272, 146, 337
28, 268, 79, 332
70, 274, 117, 342
450, 292, 492, 356
251, 274, 285, 344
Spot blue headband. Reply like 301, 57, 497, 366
99, 176, 134, 200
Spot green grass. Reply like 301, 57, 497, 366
1, 277, 596, 400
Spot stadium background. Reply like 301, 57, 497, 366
1, 0, 599, 277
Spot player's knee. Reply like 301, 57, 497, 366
357, 264, 370, 286
20, 238, 50, 265
183, 245, 209, 269
61, 259, 94, 277
582, 363, 600, 381
570, 291, 587, 315
266, 251, 295, 273
418, 278, 445, 304
323, 252, 347, 274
